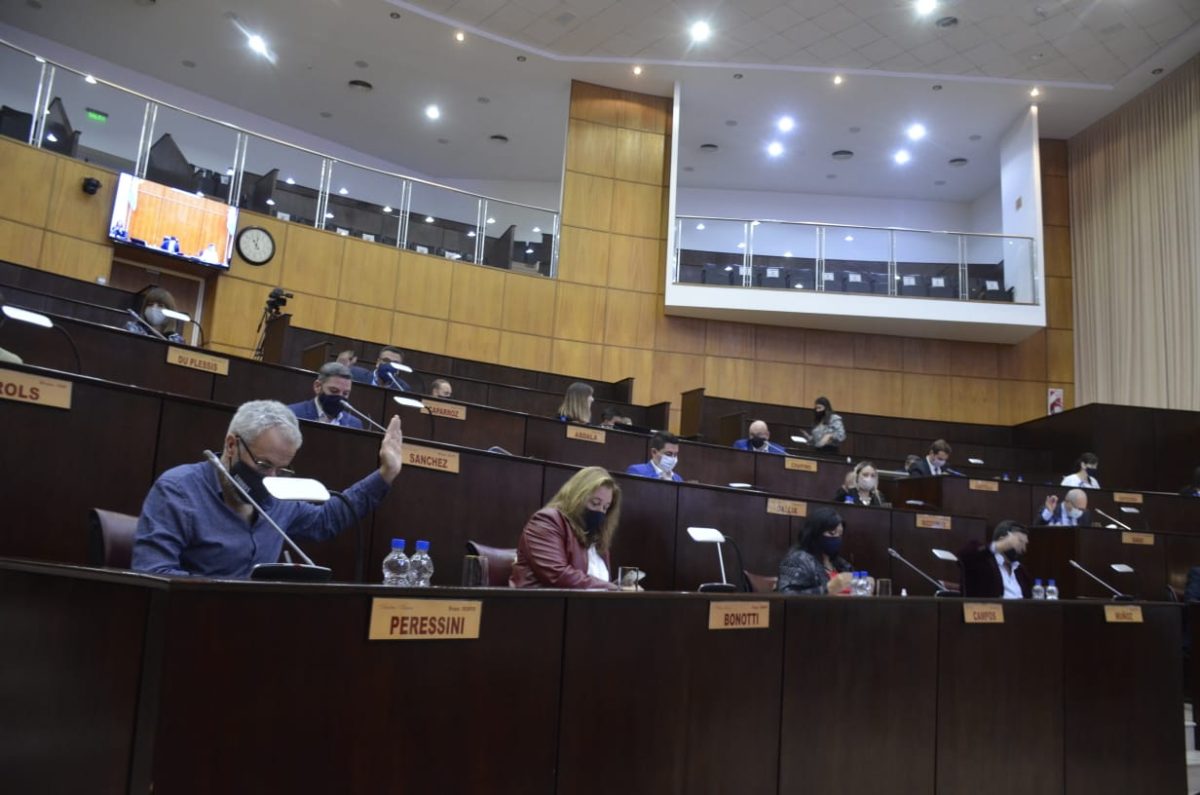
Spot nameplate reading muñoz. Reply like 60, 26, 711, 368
369, 598, 482, 640
1121, 531, 1154, 546
963, 603, 1005, 624
166, 346, 229, 376
785, 457, 818, 472
916, 514, 953, 530
403, 443, 460, 474
766, 498, 807, 517
969, 479, 1000, 492
708, 601, 770, 630
422, 400, 466, 421
0, 368, 72, 410
1104, 605, 1144, 624
566, 425, 606, 444
1113, 492, 1144, 505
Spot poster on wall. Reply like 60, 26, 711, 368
1047, 388, 1064, 415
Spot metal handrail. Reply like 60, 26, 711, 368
676, 214, 1035, 241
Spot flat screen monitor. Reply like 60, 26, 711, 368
109, 172, 237, 270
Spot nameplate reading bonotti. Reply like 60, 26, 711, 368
369, 598, 482, 640
708, 601, 770, 630
0, 368, 72, 410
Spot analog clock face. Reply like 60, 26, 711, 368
236, 227, 275, 265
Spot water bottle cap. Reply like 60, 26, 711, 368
1034, 578, 1042, 585
415, 539, 430, 551
391, 538, 406, 550
1048, 579, 1056, 585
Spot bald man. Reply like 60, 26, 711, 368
1037, 488, 1092, 527
732, 420, 787, 455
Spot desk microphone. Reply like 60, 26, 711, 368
1094, 508, 1132, 531
339, 398, 387, 432
887, 547, 958, 597
126, 308, 168, 340
1068, 559, 1134, 601
944, 467, 966, 477
202, 450, 332, 582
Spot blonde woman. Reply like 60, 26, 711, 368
510, 466, 621, 590
833, 461, 887, 507
556, 381, 594, 424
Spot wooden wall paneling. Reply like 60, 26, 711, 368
999, 379, 1055, 426
0, 218, 45, 266
445, 322, 501, 364
565, 119, 617, 178
394, 251, 453, 317
569, 81, 624, 126
557, 225, 610, 287
551, 338, 605, 379
616, 90, 670, 135
603, 289, 658, 349
45, 157, 117, 242
610, 180, 663, 240
230, 213, 287, 285
448, 263, 505, 327
38, 232, 113, 283
1043, 225, 1072, 278
1042, 174, 1070, 226
607, 233, 661, 294
951, 376, 1001, 425
1046, 329, 1075, 383
554, 281, 608, 343
654, 314, 707, 356
209, 276, 270, 349
391, 311, 447, 354
501, 273, 557, 337
1045, 276, 1074, 329
561, 172, 613, 232
901, 372, 952, 423
805, 329, 857, 367
337, 238, 399, 309
333, 301, 393, 345
902, 337, 953, 375
804, 364, 856, 413
284, 290, 338, 335
650, 351, 706, 409
499, 330, 554, 372
949, 341, 1000, 380
851, 369, 904, 418
600, 345, 655, 403
280, 225, 344, 297
754, 324, 806, 364
703, 355, 755, 398
853, 333, 905, 371
614, 128, 666, 185
751, 360, 805, 407
0, 138, 55, 227
1040, 138, 1068, 176
704, 320, 756, 359
997, 330, 1048, 382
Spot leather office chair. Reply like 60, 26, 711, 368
465, 540, 517, 587
88, 508, 139, 569
743, 570, 778, 593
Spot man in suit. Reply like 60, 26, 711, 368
430, 378, 453, 399
732, 420, 787, 454
1035, 488, 1092, 526
958, 520, 1033, 599
627, 432, 683, 482
287, 362, 363, 429
908, 439, 952, 477
363, 347, 411, 391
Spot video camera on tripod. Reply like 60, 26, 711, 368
254, 287, 295, 360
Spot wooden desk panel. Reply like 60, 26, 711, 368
753, 452, 850, 502
524, 417, 648, 473
837, 503, 893, 581
674, 442, 755, 491
211, 356, 322, 412
386, 397, 528, 457
889, 512, 987, 595
674, 486, 795, 590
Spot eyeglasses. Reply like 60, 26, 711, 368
236, 435, 295, 477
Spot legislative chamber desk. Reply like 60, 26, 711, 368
0, 560, 1184, 795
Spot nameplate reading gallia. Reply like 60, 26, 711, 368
369, 598, 482, 640
0, 368, 72, 409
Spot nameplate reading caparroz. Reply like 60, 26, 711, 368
369, 598, 482, 640
969, 479, 999, 492
403, 443, 460, 474
0, 368, 72, 410
1113, 492, 1144, 505
766, 498, 807, 517
566, 425, 606, 444
963, 603, 1005, 624
421, 399, 466, 421
1121, 531, 1154, 546
916, 514, 953, 530
1104, 605, 1143, 624
785, 457, 818, 472
708, 601, 770, 630
166, 346, 229, 376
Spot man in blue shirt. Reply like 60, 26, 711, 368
626, 432, 683, 482
132, 400, 404, 578
732, 420, 787, 455
287, 362, 363, 429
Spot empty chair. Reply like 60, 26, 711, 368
928, 275, 957, 298
0, 105, 33, 143
899, 274, 929, 297
145, 133, 196, 191
843, 271, 870, 293
87, 508, 138, 569
743, 570, 778, 593
41, 97, 81, 157
465, 540, 516, 587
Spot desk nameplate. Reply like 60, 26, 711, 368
969, 479, 999, 492
0, 368, 72, 410
1104, 605, 1143, 624
369, 598, 482, 640
708, 601, 770, 630
963, 603, 1005, 624
916, 514, 953, 530
166, 346, 229, 376
422, 400, 466, 421
1113, 492, 1144, 505
566, 425, 606, 444
1121, 532, 1154, 546
785, 458, 818, 472
404, 443, 460, 474
766, 498, 807, 517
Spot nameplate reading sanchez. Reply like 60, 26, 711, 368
1121, 531, 1154, 546
1104, 605, 1143, 624
369, 598, 482, 640
963, 603, 1005, 624
917, 514, 953, 530
404, 443, 460, 474
969, 479, 999, 492
0, 368, 72, 410
785, 457, 818, 472
708, 601, 770, 630
767, 498, 807, 517
166, 346, 229, 376
1113, 492, 1144, 505
566, 425, 606, 444
422, 400, 466, 421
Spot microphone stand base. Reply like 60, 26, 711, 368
934, 589, 961, 598
698, 582, 739, 593
1111, 593, 1135, 602
250, 563, 333, 583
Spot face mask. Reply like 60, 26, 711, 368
814, 408, 826, 420
1066, 505, 1083, 520
820, 536, 843, 557
859, 476, 878, 491
658, 454, 677, 472
1085, 465, 1098, 477
318, 392, 345, 418
749, 436, 767, 449
584, 509, 605, 534
1003, 547, 1023, 562
229, 459, 270, 504
145, 306, 166, 327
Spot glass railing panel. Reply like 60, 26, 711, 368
145, 105, 241, 201
822, 226, 889, 294
481, 198, 556, 276
965, 234, 1035, 304
677, 218, 748, 286
39, 69, 150, 171
894, 229, 961, 299
0, 46, 43, 145
749, 221, 818, 290
240, 134, 325, 226
325, 161, 405, 245
407, 182, 481, 263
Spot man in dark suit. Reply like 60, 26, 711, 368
958, 520, 1033, 599
732, 420, 787, 455
626, 432, 683, 482
908, 439, 952, 477
286, 362, 363, 429
1034, 488, 1092, 526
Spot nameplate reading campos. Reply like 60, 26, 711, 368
784, 457, 818, 472
404, 443, 461, 474
566, 425, 606, 444
166, 346, 229, 376
0, 369, 72, 410
369, 598, 482, 640
708, 601, 770, 630
421, 400, 466, 421
963, 603, 1005, 624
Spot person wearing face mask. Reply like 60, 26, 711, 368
626, 432, 683, 482
132, 400, 404, 578
124, 286, 186, 343
369, 347, 411, 391
776, 507, 857, 595
833, 461, 887, 507
908, 439, 953, 477
1036, 488, 1092, 527
1061, 453, 1100, 489
807, 396, 846, 452
510, 466, 622, 590
732, 420, 787, 455
287, 362, 363, 429
958, 520, 1033, 599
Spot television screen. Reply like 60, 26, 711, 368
109, 172, 237, 270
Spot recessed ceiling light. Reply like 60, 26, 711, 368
532, 226, 541, 233
524, 248, 534, 255
969, 134, 982, 141
467, 230, 476, 237
632, 65, 643, 76
425, 216, 435, 223
831, 150, 854, 160
696, 223, 706, 230
382, 206, 392, 213
319, 111, 333, 118
751, 220, 761, 226
948, 157, 968, 166
225, 167, 234, 176
355, 60, 369, 69
934, 180, 947, 186
906, 123, 927, 141
454, 31, 465, 42
84, 74, 97, 84
848, 126, 861, 134
935, 16, 958, 28
338, 187, 349, 195
477, 96, 490, 104
826, 174, 837, 179
489, 134, 509, 143
777, 116, 795, 133
265, 198, 276, 206
844, 235, 854, 242
783, 251, 793, 258
438, 138, 450, 144
736, 242, 746, 249
45, 132, 58, 143
425, 104, 440, 120
894, 149, 911, 164
389, 11, 400, 19
915, 0, 936, 16
285, 177, 295, 185
324, 212, 334, 219
486, 217, 495, 224
724, 265, 734, 272
1029, 87, 1041, 97
766, 141, 784, 157
247, 34, 269, 57
516, 55, 526, 62
690, 21, 712, 42
732, 73, 743, 80
725, 120, 738, 127
833, 75, 843, 85
683, 166, 695, 172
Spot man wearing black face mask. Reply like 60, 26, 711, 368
958, 520, 1033, 599
287, 362, 363, 429
732, 420, 787, 455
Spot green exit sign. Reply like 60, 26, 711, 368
85, 108, 108, 123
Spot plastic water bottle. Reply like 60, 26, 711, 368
1045, 579, 1059, 600
410, 539, 434, 587
382, 538, 411, 586
1031, 578, 1045, 600
855, 571, 870, 597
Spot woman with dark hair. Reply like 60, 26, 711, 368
556, 382, 594, 424
776, 506, 855, 595
808, 396, 846, 452
125, 286, 185, 343
1061, 452, 1100, 489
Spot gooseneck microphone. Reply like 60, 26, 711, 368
203, 450, 332, 582
887, 547, 958, 597
1068, 559, 1134, 601
339, 398, 387, 432
1094, 508, 1132, 531
126, 308, 168, 340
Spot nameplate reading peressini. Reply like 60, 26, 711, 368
0, 368, 72, 409
566, 425, 606, 444
403, 444, 460, 474
421, 400, 466, 421
166, 346, 229, 376
963, 603, 1005, 624
708, 601, 770, 630
785, 457, 818, 472
369, 598, 482, 640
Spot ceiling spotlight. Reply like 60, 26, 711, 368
906, 123, 927, 141
467, 230, 476, 237
751, 220, 761, 226
454, 31, 465, 42
833, 75, 843, 85
632, 65, 643, 76
1029, 87, 1041, 97
915, 0, 936, 15
689, 21, 712, 42
338, 187, 349, 195
486, 217, 495, 224
285, 177, 295, 185
783, 251, 793, 258
425, 216, 435, 223
247, 34, 269, 57
1151, 67, 1164, 75
84, 74, 97, 85
45, 132, 58, 143
844, 235, 854, 242
524, 248, 534, 255
736, 242, 746, 249
265, 198, 276, 206
324, 212, 334, 219
777, 116, 795, 133
425, 104, 441, 120
766, 141, 784, 157
695, 223, 706, 230
382, 206, 392, 213
532, 226, 541, 233
894, 149, 911, 164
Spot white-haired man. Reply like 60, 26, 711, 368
132, 400, 403, 577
